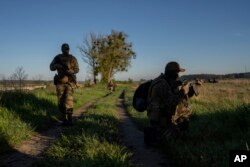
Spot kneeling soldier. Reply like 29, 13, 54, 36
145, 61, 196, 145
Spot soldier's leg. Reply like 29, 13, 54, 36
159, 112, 181, 140
56, 84, 67, 124
145, 110, 161, 146
66, 108, 73, 125
65, 85, 74, 125
147, 107, 160, 127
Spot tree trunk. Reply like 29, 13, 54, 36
93, 72, 97, 84
92, 61, 97, 84
108, 65, 113, 84
19, 79, 22, 91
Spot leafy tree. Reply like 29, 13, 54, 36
98, 30, 136, 83
79, 30, 136, 84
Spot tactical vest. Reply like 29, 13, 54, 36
54, 54, 77, 85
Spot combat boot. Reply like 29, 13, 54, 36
67, 113, 74, 126
62, 114, 68, 126
144, 126, 159, 146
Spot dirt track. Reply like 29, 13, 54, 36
0, 101, 95, 167
117, 91, 169, 167
1, 91, 169, 167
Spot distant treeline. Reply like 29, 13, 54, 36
0, 80, 50, 85
181, 72, 250, 80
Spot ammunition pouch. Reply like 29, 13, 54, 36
68, 74, 77, 84
54, 74, 69, 85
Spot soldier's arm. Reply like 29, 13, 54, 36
50, 55, 64, 72
68, 56, 79, 74
155, 82, 182, 110
50, 57, 57, 71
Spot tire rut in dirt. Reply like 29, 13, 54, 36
0, 100, 97, 167
116, 91, 169, 167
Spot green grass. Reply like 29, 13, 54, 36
124, 80, 250, 167
123, 88, 149, 131
4, 80, 248, 166
0, 84, 106, 154
0, 107, 33, 152
36, 86, 135, 167
163, 104, 250, 167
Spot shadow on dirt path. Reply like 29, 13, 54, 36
116, 90, 169, 167
0, 100, 96, 167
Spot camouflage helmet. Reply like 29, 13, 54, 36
61, 43, 70, 52
165, 61, 185, 73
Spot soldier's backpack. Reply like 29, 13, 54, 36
133, 74, 171, 112
132, 80, 153, 112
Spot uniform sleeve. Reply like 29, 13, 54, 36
159, 82, 181, 108
71, 56, 79, 74
50, 56, 57, 71
148, 81, 181, 115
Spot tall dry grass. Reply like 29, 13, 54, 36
191, 79, 250, 112
125, 79, 250, 167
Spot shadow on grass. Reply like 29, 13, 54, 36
0, 133, 39, 167
0, 138, 38, 167
70, 113, 119, 142
162, 104, 250, 167
0, 91, 119, 166
35, 112, 128, 166
0, 90, 59, 155
0, 91, 58, 131
0, 135, 12, 154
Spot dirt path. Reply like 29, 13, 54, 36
116, 92, 169, 167
0, 100, 96, 167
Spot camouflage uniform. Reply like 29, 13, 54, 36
107, 80, 115, 92
145, 62, 192, 143
147, 74, 191, 128
50, 43, 79, 125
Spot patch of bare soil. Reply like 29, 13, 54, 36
0, 101, 95, 167
116, 92, 169, 167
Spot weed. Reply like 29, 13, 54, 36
124, 80, 250, 167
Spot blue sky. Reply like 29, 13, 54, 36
0, 0, 250, 81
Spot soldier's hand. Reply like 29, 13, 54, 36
66, 69, 74, 75
180, 82, 190, 95
55, 64, 64, 70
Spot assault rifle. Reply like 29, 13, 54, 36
55, 63, 77, 85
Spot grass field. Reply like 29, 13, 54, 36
36, 85, 134, 167
1, 80, 249, 166
0, 84, 106, 154
124, 79, 250, 167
